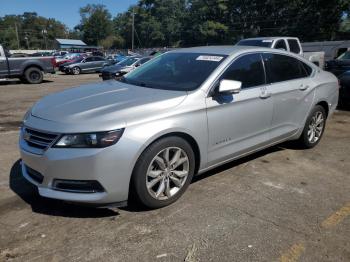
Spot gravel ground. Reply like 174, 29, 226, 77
0, 73, 349, 262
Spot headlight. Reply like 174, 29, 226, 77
53, 129, 124, 148
23, 107, 32, 123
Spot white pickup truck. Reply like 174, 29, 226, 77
236, 37, 325, 68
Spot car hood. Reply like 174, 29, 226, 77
30, 80, 187, 132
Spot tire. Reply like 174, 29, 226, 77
130, 136, 195, 209
297, 105, 326, 149
24, 67, 43, 84
71, 66, 81, 75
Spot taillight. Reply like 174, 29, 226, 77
51, 57, 56, 67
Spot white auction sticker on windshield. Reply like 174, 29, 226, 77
196, 55, 224, 62
262, 40, 273, 43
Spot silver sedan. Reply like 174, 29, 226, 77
19, 46, 339, 208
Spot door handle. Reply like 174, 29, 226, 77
260, 92, 271, 99
299, 84, 309, 91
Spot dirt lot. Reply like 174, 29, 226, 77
0, 73, 349, 262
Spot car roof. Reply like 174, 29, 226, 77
170, 45, 280, 56
240, 37, 299, 41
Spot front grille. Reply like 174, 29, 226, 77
23, 127, 59, 150
25, 165, 44, 184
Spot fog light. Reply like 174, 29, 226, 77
52, 179, 105, 193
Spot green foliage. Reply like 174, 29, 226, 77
77, 4, 113, 46
1, 0, 350, 50
99, 35, 125, 49
0, 12, 69, 49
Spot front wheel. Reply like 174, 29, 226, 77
297, 105, 326, 148
130, 137, 195, 209
71, 66, 81, 75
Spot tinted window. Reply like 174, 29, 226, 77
263, 54, 308, 83
85, 57, 93, 62
94, 57, 105, 61
220, 53, 265, 89
275, 40, 287, 51
287, 39, 301, 54
139, 58, 150, 64
123, 52, 227, 91
237, 39, 272, 48
302, 63, 313, 76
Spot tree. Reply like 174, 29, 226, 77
0, 12, 69, 49
99, 35, 125, 49
78, 4, 113, 46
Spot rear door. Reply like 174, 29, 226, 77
206, 53, 274, 165
262, 53, 315, 141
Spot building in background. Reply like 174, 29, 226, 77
55, 39, 101, 53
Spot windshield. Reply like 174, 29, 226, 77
237, 39, 272, 48
118, 57, 139, 66
337, 51, 350, 60
122, 52, 227, 91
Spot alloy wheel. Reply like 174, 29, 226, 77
307, 111, 324, 144
146, 147, 189, 200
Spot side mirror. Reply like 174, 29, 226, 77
218, 79, 242, 94
135, 63, 140, 67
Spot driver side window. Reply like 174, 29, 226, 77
220, 53, 266, 89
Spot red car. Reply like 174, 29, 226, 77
55, 53, 86, 67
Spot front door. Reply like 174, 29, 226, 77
206, 53, 274, 166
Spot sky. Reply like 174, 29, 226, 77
0, 0, 138, 29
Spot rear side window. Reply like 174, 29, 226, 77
95, 57, 105, 61
263, 53, 308, 83
274, 40, 287, 51
288, 39, 301, 54
220, 53, 265, 89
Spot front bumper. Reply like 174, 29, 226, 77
19, 127, 135, 205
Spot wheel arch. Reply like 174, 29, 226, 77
127, 130, 202, 203
315, 100, 329, 118
23, 64, 44, 74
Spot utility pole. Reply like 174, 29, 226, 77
14, 23, 20, 49
131, 8, 135, 51
42, 29, 48, 50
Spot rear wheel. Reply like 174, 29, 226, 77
130, 137, 195, 209
297, 105, 326, 148
24, 67, 43, 84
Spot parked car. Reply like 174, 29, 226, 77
53, 51, 69, 57
325, 51, 350, 107
19, 46, 338, 208
55, 53, 85, 67
65, 56, 112, 75
100, 56, 152, 80
236, 37, 325, 68
0, 44, 55, 84
237, 37, 303, 55
58, 56, 85, 73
